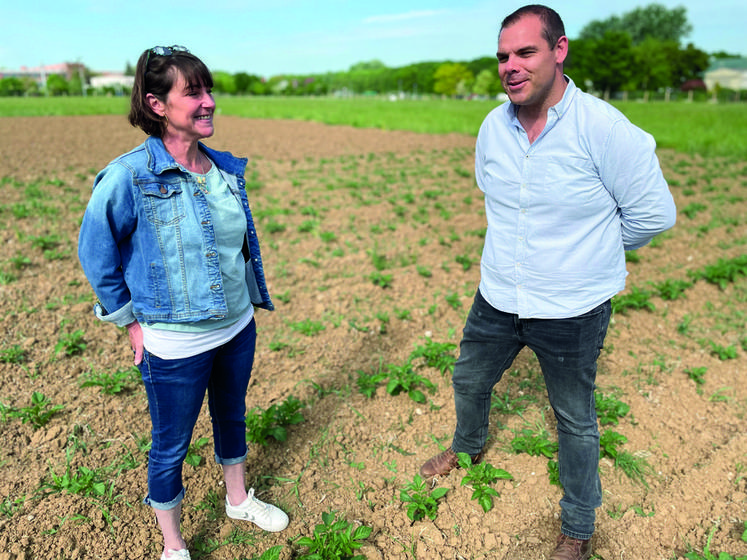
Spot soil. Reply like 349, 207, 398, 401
0, 114, 745, 560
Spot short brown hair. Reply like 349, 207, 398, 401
501, 5, 566, 49
128, 47, 213, 137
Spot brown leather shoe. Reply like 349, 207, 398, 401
419, 448, 482, 478
549, 534, 592, 560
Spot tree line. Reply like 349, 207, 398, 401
1, 4, 744, 100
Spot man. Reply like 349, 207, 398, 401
419, 5, 676, 560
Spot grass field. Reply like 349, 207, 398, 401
1, 95, 745, 158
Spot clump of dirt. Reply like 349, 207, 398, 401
0, 115, 745, 560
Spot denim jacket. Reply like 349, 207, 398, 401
78, 136, 273, 328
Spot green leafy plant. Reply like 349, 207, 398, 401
509, 423, 558, 459
654, 278, 693, 300
709, 342, 738, 361
8, 392, 64, 429
595, 392, 630, 426
0, 344, 27, 364
383, 363, 436, 404
599, 430, 628, 459
684, 520, 747, 560
245, 396, 305, 445
42, 447, 112, 499
680, 202, 708, 219
614, 450, 654, 487
295, 510, 372, 560
611, 286, 655, 314
399, 474, 448, 522
54, 327, 86, 357
691, 255, 747, 289
289, 319, 326, 336
79, 366, 140, 395
369, 271, 393, 288
409, 339, 457, 375
457, 453, 513, 512
184, 436, 210, 467
685, 366, 708, 386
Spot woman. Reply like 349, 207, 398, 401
78, 46, 288, 560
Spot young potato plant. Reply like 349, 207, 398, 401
595, 392, 630, 426
5, 392, 64, 429
295, 510, 372, 560
457, 453, 513, 512
245, 395, 305, 446
399, 474, 448, 522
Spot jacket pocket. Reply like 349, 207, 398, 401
140, 182, 186, 226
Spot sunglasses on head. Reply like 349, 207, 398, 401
144, 45, 190, 78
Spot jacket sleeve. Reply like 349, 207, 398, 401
599, 120, 677, 251
77, 163, 138, 327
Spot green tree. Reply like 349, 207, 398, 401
582, 31, 635, 98
633, 37, 675, 98
473, 69, 497, 97
0, 77, 25, 96
579, 3, 692, 45
45, 74, 69, 96
433, 62, 473, 97
212, 71, 237, 94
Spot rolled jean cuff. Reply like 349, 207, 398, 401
215, 448, 248, 466
144, 487, 185, 511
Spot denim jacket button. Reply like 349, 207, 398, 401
160, 186, 167, 194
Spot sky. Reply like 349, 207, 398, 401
2, 0, 745, 77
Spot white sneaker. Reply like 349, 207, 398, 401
225, 488, 289, 532
160, 549, 190, 560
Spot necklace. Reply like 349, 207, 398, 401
195, 155, 210, 193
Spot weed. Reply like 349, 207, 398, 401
491, 389, 536, 416
400, 474, 448, 522
684, 519, 747, 560
614, 451, 654, 487
457, 453, 513, 512
245, 396, 305, 446
194, 488, 223, 521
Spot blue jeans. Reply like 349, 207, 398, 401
138, 319, 256, 510
451, 290, 611, 540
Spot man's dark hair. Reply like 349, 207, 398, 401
501, 4, 566, 48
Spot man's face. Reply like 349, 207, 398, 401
497, 14, 567, 111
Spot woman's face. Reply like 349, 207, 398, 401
153, 70, 215, 143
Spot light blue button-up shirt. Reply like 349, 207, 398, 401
475, 77, 676, 319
